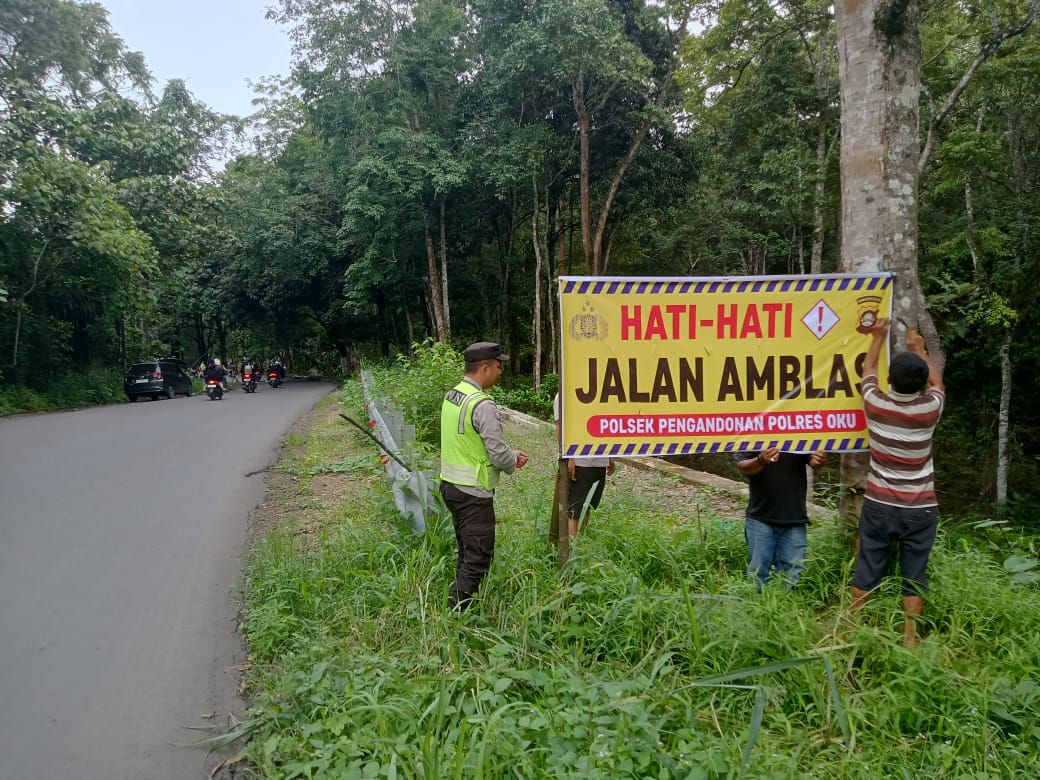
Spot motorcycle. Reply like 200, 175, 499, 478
242, 370, 258, 393
205, 377, 224, 400
267, 369, 283, 388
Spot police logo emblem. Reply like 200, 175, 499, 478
856, 295, 882, 333
569, 299, 608, 341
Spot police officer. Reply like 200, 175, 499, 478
439, 342, 528, 610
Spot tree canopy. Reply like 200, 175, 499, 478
2, 0, 1039, 514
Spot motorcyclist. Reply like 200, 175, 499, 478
267, 359, 285, 381
204, 358, 226, 389
242, 358, 257, 389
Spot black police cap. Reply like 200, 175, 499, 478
464, 342, 510, 362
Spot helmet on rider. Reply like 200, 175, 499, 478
213, 358, 221, 367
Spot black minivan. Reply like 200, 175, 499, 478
124, 360, 194, 402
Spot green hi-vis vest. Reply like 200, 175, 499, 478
440, 380, 499, 490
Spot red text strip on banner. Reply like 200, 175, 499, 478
559, 273, 893, 457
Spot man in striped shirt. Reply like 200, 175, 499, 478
850, 317, 945, 647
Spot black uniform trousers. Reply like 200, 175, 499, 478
440, 481, 496, 610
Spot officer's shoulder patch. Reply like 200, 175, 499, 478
446, 389, 466, 406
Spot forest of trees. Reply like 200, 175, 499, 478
2, 0, 1039, 516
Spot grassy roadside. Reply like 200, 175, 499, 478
0, 374, 213, 415
234, 379, 1040, 779
0, 370, 126, 415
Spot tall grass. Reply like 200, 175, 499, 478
0, 369, 126, 415
238, 375, 1040, 779
367, 340, 464, 444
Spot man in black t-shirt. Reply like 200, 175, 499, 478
735, 447, 826, 590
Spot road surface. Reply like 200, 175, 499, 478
0, 380, 335, 779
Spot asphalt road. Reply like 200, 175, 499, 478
0, 379, 335, 780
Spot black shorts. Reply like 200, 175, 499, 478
852, 499, 939, 595
569, 465, 607, 519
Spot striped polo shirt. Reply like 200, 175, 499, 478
862, 374, 945, 508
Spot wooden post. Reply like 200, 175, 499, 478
551, 323, 570, 566
551, 458, 570, 566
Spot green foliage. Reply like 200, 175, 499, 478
0, 369, 124, 415
4, 0, 1040, 516
0, 0, 241, 393
967, 292, 1019, 330
44, 370, 126, 408
0, 385, 49, 416
489, 381, 555, 420
368, 339, 465, 444
238, 356, 1040, 779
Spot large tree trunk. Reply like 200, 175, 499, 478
332, 341, 356, 377
404, 304, 415, 346
424, 226, 447, 342
193, 314, 207, 363
996, 331, 1013, 505
962, 112, 1013, 508
116, 317, 127, 371
570, 10, 692, 276
834, 0, 924, 538
556, 194, 568, 280
547, 193, 566, 377
532, 176, 544, 390
215, 315, 227, 363
809, 15, 833, 276
438, 196, 451, 341
545, 250, 558, 376
574, 75, 596, 275
836, 0, 922, 324
811, 116, 827, 274
11, 303, 25, 371
573, 86, 660, 275
494, 205, 515, 353
9, 241, 51, 370
994, 107, 1029, 507
964, 176, 981, 282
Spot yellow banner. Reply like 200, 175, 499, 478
559, 273, 892, 456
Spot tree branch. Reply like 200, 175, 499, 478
919, 0, 1039, 175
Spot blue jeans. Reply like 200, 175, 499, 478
745, 517, 807, 590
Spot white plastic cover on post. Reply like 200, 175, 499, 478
360, 370, 439, 534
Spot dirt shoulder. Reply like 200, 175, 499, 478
248, 398, 378, 541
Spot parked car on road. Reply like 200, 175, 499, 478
123, 360, 194, 402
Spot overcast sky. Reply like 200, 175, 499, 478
99, 0, 294, 118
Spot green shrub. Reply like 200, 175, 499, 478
0, 370, 125, 415
368, 339, 464, 443
45, 370, 125, 408
489, 383, 553, 419
0, 384, 49, 415
490, 372, 557, 420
